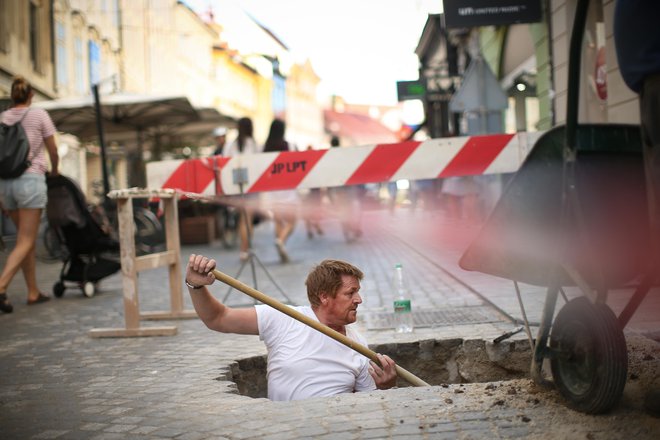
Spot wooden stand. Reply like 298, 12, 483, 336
89, 189, 195, 338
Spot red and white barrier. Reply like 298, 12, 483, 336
146, 132, 542, 196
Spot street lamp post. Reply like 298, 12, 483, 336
91, 74, 118, 212
92, 83, 111, 211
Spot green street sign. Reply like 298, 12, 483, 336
397, 80, 426, 101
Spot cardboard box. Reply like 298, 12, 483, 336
180, 216, 215, 244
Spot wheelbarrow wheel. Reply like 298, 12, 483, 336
550, 296, 628, 414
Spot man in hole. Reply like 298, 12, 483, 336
185, 254, 398, 401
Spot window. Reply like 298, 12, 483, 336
112, 0, 120, 27
55, 21, 68, 91
74, 37, 85, 94
29, 2, 40, 72
89, 40, 101, 86
0, 0, 9, 53
272, 74, 286, 119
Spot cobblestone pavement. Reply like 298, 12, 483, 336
1, 206, 658, 439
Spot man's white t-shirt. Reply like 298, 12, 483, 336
255, 304, 376, 401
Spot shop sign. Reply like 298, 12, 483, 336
444, 0, 542, 28
397, 80, 426, 101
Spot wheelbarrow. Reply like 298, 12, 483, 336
459, 0, 656, 414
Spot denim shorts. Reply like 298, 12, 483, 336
0, 173, 48, 210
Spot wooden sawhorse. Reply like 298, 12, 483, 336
89, 189, 196, 338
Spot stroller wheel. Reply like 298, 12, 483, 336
53, 281, 65, 298
82, 282, 95, 298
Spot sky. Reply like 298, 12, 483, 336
182, 0, 444, 106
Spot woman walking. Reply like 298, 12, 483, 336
262, 119, 298, 263
223, 117, 260, 262
0, 76, 59, 313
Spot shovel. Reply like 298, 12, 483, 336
212, 269, 430, 387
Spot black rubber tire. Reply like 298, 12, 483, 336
43, 225, 66, 261
550, 296, 628, 414
133, 207, 165, 255
219, 208, 239, 249
53, 281, 65, 298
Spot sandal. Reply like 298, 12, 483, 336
0, 293, 13, 313
275, 239, 290, 264
27, 292, 50, 305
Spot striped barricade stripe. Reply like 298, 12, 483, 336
146, 132, 542, 196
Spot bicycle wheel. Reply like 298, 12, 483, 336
45, 225, 67, 260
134, 207, 165, 255
36, 223, 66, 262
219, 207, 239, 249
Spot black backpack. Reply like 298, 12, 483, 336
0, 109, 31, 179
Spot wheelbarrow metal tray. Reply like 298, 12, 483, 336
460, 124, 650, 288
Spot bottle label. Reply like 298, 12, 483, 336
393, 299, 411, 313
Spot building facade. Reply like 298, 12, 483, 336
286, 59, 324, 150
0, 0, 327, 196
0, 0, 56, 101
414, 0, 641, 140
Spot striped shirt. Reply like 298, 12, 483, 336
1, 107, 56, 174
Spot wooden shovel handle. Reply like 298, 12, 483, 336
212, 269, 430, 387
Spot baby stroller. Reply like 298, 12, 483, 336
46, 174, 120, 298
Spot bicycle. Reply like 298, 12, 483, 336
215, 201, 240, 249
36, 214, 67, 262
91, 180, 166, 256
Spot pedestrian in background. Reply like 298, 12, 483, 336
223, 117, 260, 262
0, 76, 60, 312
387, 180, 398, 214
303, 145, 324, 239
262, 118, 297, 263
614, 0, 660, 418
211, 126, 227, 156
209, 125, 233, 249
440, 176, 482, 224
328, 136, 363, 242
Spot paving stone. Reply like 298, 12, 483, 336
258, 432, 303, 440
103, 424, 138, 433
88, 433, 128, 440
80, 423, 109, 431
31, 430, 69, 439
130, 425, 161, 435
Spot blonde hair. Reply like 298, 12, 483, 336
10, 76, 33, 105
305, 259, 364, 307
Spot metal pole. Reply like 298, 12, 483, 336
92, 84, 112, 210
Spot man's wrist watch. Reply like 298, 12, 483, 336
185, 279, 203, 290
